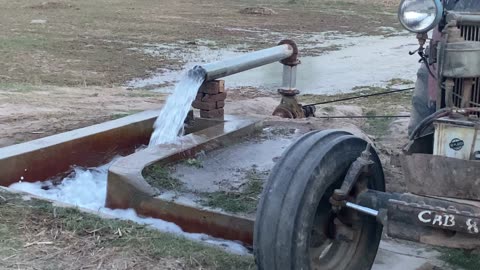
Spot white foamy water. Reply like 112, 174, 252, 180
8, 163, 248, 255
149, 67, 206, 146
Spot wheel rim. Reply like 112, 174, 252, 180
254, 131, 384, 270
309, 171, 365, 270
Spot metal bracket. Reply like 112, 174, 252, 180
329, 143, 373, 211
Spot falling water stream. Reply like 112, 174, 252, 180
149, 66, 206, 146
8, 66, 249, 254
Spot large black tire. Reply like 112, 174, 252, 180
254, 130, 385, 270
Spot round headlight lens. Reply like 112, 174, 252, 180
398, 0, 443, 33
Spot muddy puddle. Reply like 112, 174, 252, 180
127, 31, 419, 95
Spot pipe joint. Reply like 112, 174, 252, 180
278, 39, 300, 66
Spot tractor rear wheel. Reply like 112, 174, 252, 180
254, 130, 385, 270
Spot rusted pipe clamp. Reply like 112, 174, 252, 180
278, 39, 300, 66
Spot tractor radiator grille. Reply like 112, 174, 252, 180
452, 25, 480, 109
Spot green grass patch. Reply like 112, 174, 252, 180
0, 36, 48, 50
387, 78, 414, 86
201, 168, 267, 214
322, 106, 335, 112
0, 190, 255, 269
143, 165, 184, 191
0, 82, 42, 92
440, 248, 480, 270
184, 158, 203, 168
362, 110, 393, 138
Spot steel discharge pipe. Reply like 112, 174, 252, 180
196, 44, 295, 81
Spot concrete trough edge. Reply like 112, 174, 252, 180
0, 110, 161, 186
106, 115, 263, 247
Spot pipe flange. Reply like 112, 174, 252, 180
278, 88, 300, 96
278, 39, 300, 66
273, 105, 295, 118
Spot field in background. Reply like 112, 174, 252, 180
0, 0, 399, 86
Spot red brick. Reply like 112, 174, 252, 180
195, 92, 205, 102
201, 92, 227, 102
199, 80, 225, 94
216, 100, 225, 108
200, 108, 224, 118
192, 100, 216, 111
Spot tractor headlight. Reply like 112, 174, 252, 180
398, 0, 443, 33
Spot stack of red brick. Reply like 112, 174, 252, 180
192, 80, 226, 118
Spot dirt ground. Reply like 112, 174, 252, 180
0, 0, 478, 269
0, 0, 400, 87
0, 85, 166, 147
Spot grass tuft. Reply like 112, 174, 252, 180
143, 165, 184, 191
440, 248, 480, 270
0, 82, 42, 92
201, 168, 267, 214
0, 190, 255, 269
185, 158, 203, 168
362, 109, 392, 138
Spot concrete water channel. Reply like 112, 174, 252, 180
0, 109, 261, 249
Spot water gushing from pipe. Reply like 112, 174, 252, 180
149, 66, 206, 146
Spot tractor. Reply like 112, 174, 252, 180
254, 0, 480, 269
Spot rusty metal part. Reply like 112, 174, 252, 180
272, 105, 294, 118
355, 189, 480, 248
389, 200, 480, 236
333, 218, 355, 242
106, 115, 261, 246
410, 33, 428, 56
277, 88, 300, 96
417, 33, 428, 47
330, 144, 373, 209
278, 39, 300, 66
272, 95, 305, 119
387, 200, 480, 249
0, 110, 161, 186
400, 153, 480, 201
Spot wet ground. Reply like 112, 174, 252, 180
144, 123, 306, 219
171, 124, 303, 192
128, 33, 419, 94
